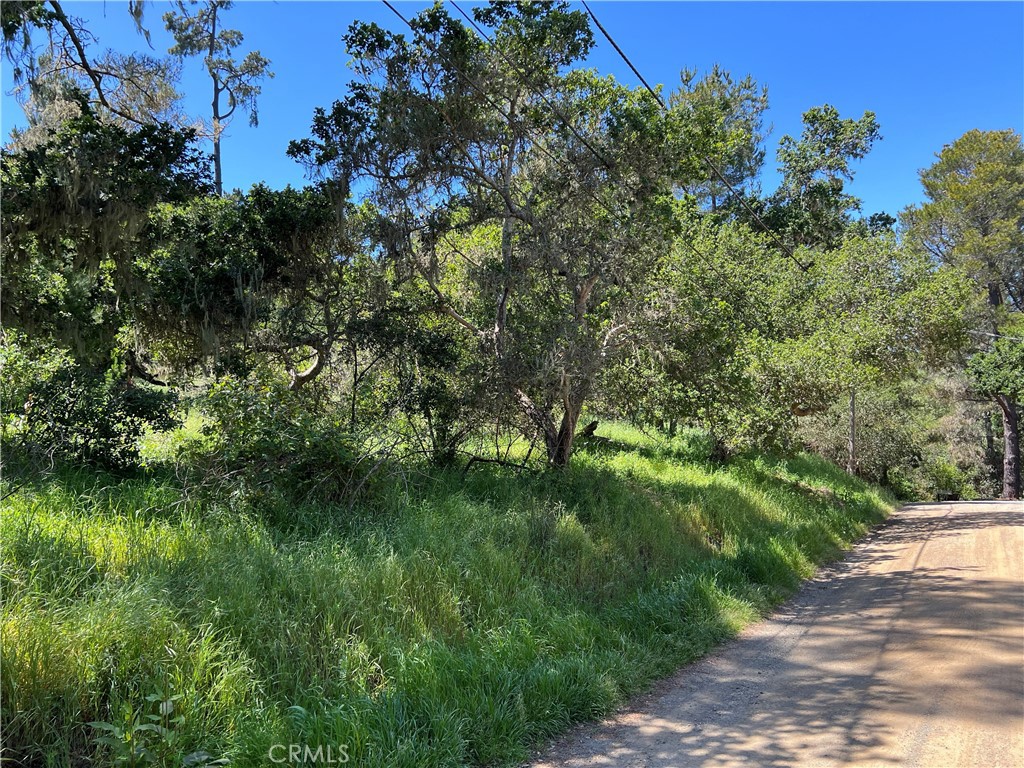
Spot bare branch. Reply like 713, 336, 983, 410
46, 0, 145, 125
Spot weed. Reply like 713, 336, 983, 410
1, 425, 892, 767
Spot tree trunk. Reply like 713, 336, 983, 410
213, 129, 222, 196
514, 387, 583, 468
549, 399, 582, 467
209, 6, 223, 196
983, 278, 1018, 498
996, 395, 1021, 499
984, 410, 1000, 488
350, 347, 359, 430
287, 345, 326, 391
846, 388, 857, 475
515, 388, 559, 463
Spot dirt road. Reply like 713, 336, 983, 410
531, 501, 1024, 768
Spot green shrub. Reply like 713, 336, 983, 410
1, 332, 72, 429
1, 337, 179, 470
190, 374, 366, 510
922, 456, 978, 501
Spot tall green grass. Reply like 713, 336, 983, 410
1, 424, 893, 766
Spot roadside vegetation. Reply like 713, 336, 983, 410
0, 1, 1020, 766
2, 423, 891, 766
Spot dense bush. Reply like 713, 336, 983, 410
799, 380, 989, 500
2, 337, 179, 470
0, 333, 70, 434
189, 373, 366, 511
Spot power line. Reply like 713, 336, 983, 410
381, 0, 769, 331
449, 1, 615, 171
381, 0, 608, 202
580, 0, 811, 273
446, 1, 777, 328
378, 0, 768, 330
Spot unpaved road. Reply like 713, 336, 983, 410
531, 501, 1024, 768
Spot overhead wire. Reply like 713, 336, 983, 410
448, 1, 615, 170
379, 0, 771, 331
445, 0, 772, 328
580, 0, 812, 273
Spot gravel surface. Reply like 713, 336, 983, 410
530, 501, 1024, 768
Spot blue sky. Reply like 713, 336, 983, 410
2, 1, 1022, 217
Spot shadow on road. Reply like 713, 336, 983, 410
537, 502, 1024, 768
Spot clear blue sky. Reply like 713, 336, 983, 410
2, 1, 1022, 217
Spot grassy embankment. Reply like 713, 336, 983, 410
1, 424, 893, 766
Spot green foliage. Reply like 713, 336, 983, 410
140, 182, 388, 389
767, 105, 881, 248
293, 1, 689, 466
3, 19, 1016, 768
669, 65, 769, 210
1, 427, 892, 767
1, 550, 253, 768
1, 111, 210, 362
903, 128, 1024, 313
142, 192, 271, 369
1, 1, 56, 83
903, 128, 1024, 498
192, 373, 364, 510
968, 330, 1024, 402
164, 0, 272, 129
794, 235, 966, 379
757, 233, 971, 446
601, 218, 784, 452
799, 374, 995, 500
2, 334, 179, 470
2, 113, 209, 262
89, 689, 230, 768
0, 331, 71, 434
917, 456, 977, 501
164, 0, 273, 193
800, 383, 920, 491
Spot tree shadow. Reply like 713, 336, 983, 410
572, 433, 716, 467
532, 502, 1024, 767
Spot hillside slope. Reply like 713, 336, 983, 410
1, 426, 893, 767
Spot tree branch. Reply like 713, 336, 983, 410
287, 343, 327, 391
47, 0, 144, 125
